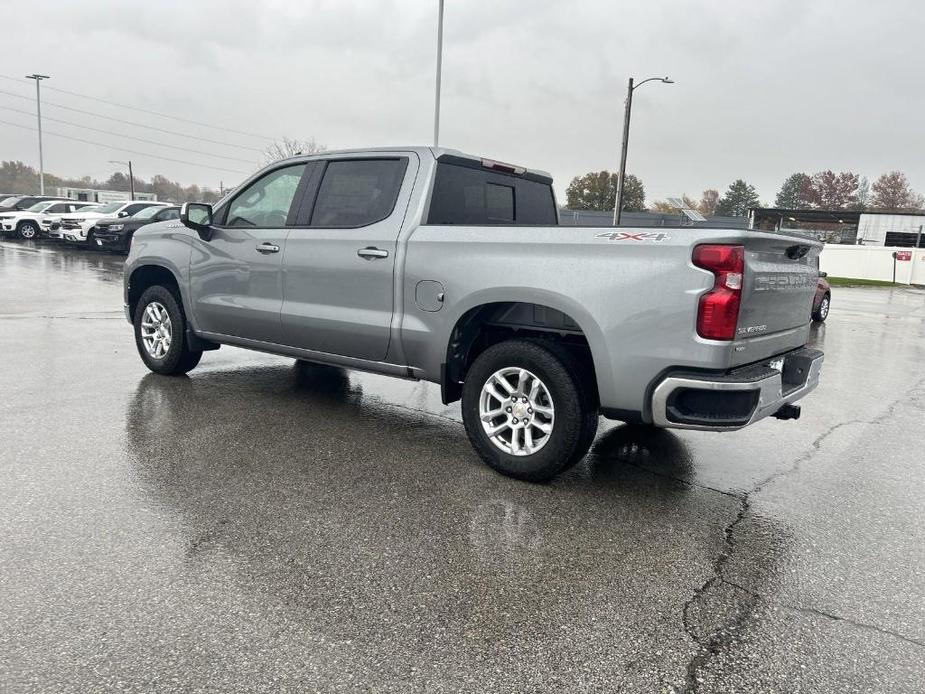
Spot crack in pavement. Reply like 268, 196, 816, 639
678, 375, 925, 693
720, 578, 925, 650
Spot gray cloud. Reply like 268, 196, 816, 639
2, 0, 922, 205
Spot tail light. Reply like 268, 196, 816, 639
693, 244, 744, 340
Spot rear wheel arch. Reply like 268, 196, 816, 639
442, 300, 602, 407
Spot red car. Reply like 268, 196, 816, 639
812, 272, 831, 322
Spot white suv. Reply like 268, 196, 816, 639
54, 201, 169, 246
0, 200, 96, 240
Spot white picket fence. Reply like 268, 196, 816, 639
819, 245, 925, 285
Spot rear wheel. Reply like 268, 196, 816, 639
461, 339, 596, 482
133, 285, 202, 375
812, 293, 830, 322
17, 221, 39, 240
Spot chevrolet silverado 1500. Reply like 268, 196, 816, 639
123, 147, 824, 481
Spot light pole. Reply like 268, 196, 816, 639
612, 76, 674, 226
109, 160, 135, 200
433, 0, 445, 147
26, 74, 50, 195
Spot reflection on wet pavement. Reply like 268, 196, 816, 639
1, 240, 923, 692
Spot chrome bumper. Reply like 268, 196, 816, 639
651, 348, 824, 431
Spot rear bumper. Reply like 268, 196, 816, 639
650, 347, 824, 430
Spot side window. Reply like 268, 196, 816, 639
124, 203, 149, 215
48, 203, 68, 213
159, 208, 180, 221
226, 164, 306, 228
309, 159, 407, 228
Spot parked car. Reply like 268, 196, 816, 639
0, 200, 99, 239
124, 147, 825, 482
0, 195, 68, 213
40, 203, 102, 236
812, 272, 831, 322
92, 205, 181, 253
56, 201, 169, 247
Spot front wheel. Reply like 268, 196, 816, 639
133, 285, 202, 375
812, 293, 830, 322
461, 339, 597, 482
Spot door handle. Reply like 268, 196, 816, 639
357, 247, 389, 260
256, 242, 280, 254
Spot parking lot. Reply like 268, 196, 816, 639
1, 239, 923, 692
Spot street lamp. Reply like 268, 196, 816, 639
433, 0, 445, 147
25, 74, 50, 195
109, 160, 135, 201
612, 76, 674, 226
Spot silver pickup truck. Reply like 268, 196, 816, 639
123, 147, 823, 481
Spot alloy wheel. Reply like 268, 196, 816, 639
479, 367, 555, 456
140, 302, 172, 359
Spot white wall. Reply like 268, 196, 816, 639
856, 213, 925, 245
820, 245, 925, 284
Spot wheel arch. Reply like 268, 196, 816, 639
440, 289, 610, 406
127, 264, 183, 319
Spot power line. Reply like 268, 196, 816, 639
0, 102, 256, 165
0, 118, 250, 175
0, 73, 275, 141
0, 88, 264, 153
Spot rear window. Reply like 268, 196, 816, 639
426, 162, 557, 226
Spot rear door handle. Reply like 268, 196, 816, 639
357, 247, 389, 259
256, 242, 280, 254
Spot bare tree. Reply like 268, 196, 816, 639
698, 189, 719, 216
805, 170, 859, 209
262, 137, 326, 165
870, 171, 924, 211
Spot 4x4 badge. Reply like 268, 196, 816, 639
596, 231, 670, 242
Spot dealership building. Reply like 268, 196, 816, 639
749, 208, 925, 246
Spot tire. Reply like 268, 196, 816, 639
812, 293, 830, 322
85, 230, 98, 250
531, 338, 599, 466
461, 339, 596, 482
133, 285, 203, 375
17, 221, 39, 240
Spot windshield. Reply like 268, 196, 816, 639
131, 205, 165, 220
26, 201, 56, 212
91, 202, 124, 214
0, 196, 21, 207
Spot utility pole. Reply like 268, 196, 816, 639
109, 160, 134, 200
613, 78, 634, 226
612, 75, 674, 226
26, 74, 50, 195
433, 0, 445, 147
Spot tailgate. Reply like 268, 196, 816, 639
736, 234, 820, 341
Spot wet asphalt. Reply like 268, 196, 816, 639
0, 239, 923, 693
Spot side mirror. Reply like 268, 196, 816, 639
819, 271, 828, 278
181, 202, 214, 240
118, 211, 129, 217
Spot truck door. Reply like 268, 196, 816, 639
188, 162, 309, 344
280, 154, 416, 361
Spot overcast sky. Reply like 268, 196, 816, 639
2, 0, 923, 205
